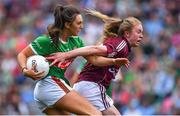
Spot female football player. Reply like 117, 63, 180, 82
46, 9, 143, 115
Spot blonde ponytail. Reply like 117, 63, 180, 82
85, 9, 123, 42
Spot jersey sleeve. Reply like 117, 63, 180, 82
103, 40, 118, 57
30, 35, 52, 56
103, 38, 126, 58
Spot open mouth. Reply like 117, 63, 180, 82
137, 40, 141, 43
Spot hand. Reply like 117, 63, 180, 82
46, 52, 68, 67
57, 59, 73, 69
113, 58, 130, 68
23, 64, 45, 80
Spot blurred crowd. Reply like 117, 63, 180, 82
0, 0, 179, 115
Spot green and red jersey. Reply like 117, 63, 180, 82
30, 35, 84, 84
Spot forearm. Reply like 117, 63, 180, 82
17, 46, 34, 71
85, 56, 115, 67
17, 53, 28, 70
65, 45, 107, 59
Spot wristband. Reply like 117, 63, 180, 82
22, 67, 27, 72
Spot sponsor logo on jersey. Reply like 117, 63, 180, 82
108, 52, 117, 57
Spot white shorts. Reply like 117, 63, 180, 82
34, 76, 72, 111
73, 81, 113, 111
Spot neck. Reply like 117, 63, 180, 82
60, 29, 72, 42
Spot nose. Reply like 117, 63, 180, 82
140, 33, 143, 39
80, 23, 83, 29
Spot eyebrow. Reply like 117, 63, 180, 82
77, 20, 83, 23
138, 29, 143, 32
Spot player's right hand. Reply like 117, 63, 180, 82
22, 64, 45, 80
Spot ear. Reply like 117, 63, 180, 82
124, 31, 130, 38
65, 22, 71, 29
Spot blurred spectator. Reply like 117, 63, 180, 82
0, 0, 179, 114
6, 84, 29, 115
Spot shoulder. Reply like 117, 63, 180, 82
36, 35, 50, 41
70, 36, 82, 41
104, 37, 124, 43
69, 36, 84, 45
103, 37, 127, 48
103, 37, 130, 56
35, 35, 51, 43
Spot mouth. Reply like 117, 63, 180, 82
137, 40, 141, 43
77, 30, 80, 34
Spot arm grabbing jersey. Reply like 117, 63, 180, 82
79, 37, 131, 89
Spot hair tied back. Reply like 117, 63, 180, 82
60, 6, 64, 11
56, 5, 64, 12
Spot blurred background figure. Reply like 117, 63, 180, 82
0, 0, 179, 115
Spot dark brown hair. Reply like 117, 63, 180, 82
47, 4, 80, 47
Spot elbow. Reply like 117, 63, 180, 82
17, 53, 21, 60
17, 52, 23, 63
86, 56, 99, 66
88, 57, 103, 67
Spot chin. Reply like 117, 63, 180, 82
74, 33, 78, 36
133, 44, 139, 47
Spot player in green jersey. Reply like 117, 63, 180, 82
17, 4, 129, 115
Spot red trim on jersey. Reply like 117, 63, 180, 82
51, 76, 70, 93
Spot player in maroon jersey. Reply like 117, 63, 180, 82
46, 9, 143, 115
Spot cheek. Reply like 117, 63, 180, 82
70, 26, 77, 34
130, 33, 138, 40
133, 33, 139, 40
72, 25, 79, 30
129, 34, 139, 45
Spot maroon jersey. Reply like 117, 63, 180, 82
79, 37, 131, 89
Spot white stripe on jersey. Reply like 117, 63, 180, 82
116, 40, 126, 52
29, 44, 38, 54
116, 40, 125, 50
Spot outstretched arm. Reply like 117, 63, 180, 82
46, 45, 129, 68
85, 55, 129, 67
46, 45, 107, 66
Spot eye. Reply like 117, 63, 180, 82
137, 29, 142, 34
77, 21, 82, 25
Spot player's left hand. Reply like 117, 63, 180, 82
113, 58, 130, 68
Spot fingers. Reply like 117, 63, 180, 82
45, 56, 55, 60
33, 71, 45, 80
116, 58, 128, 63
123, 58, 130, 68
125, 64, 129, 69
46, 56, 60, 67
49, 59, 58, 67
123, 58, 129, 64
58, 62, 63, 68
58, 60, 72, 69
46, 53, 66, 67
45, 52, 60, 60
115, 58, 130, 67
31, 63, 37, 72
24, 69, 45, 80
